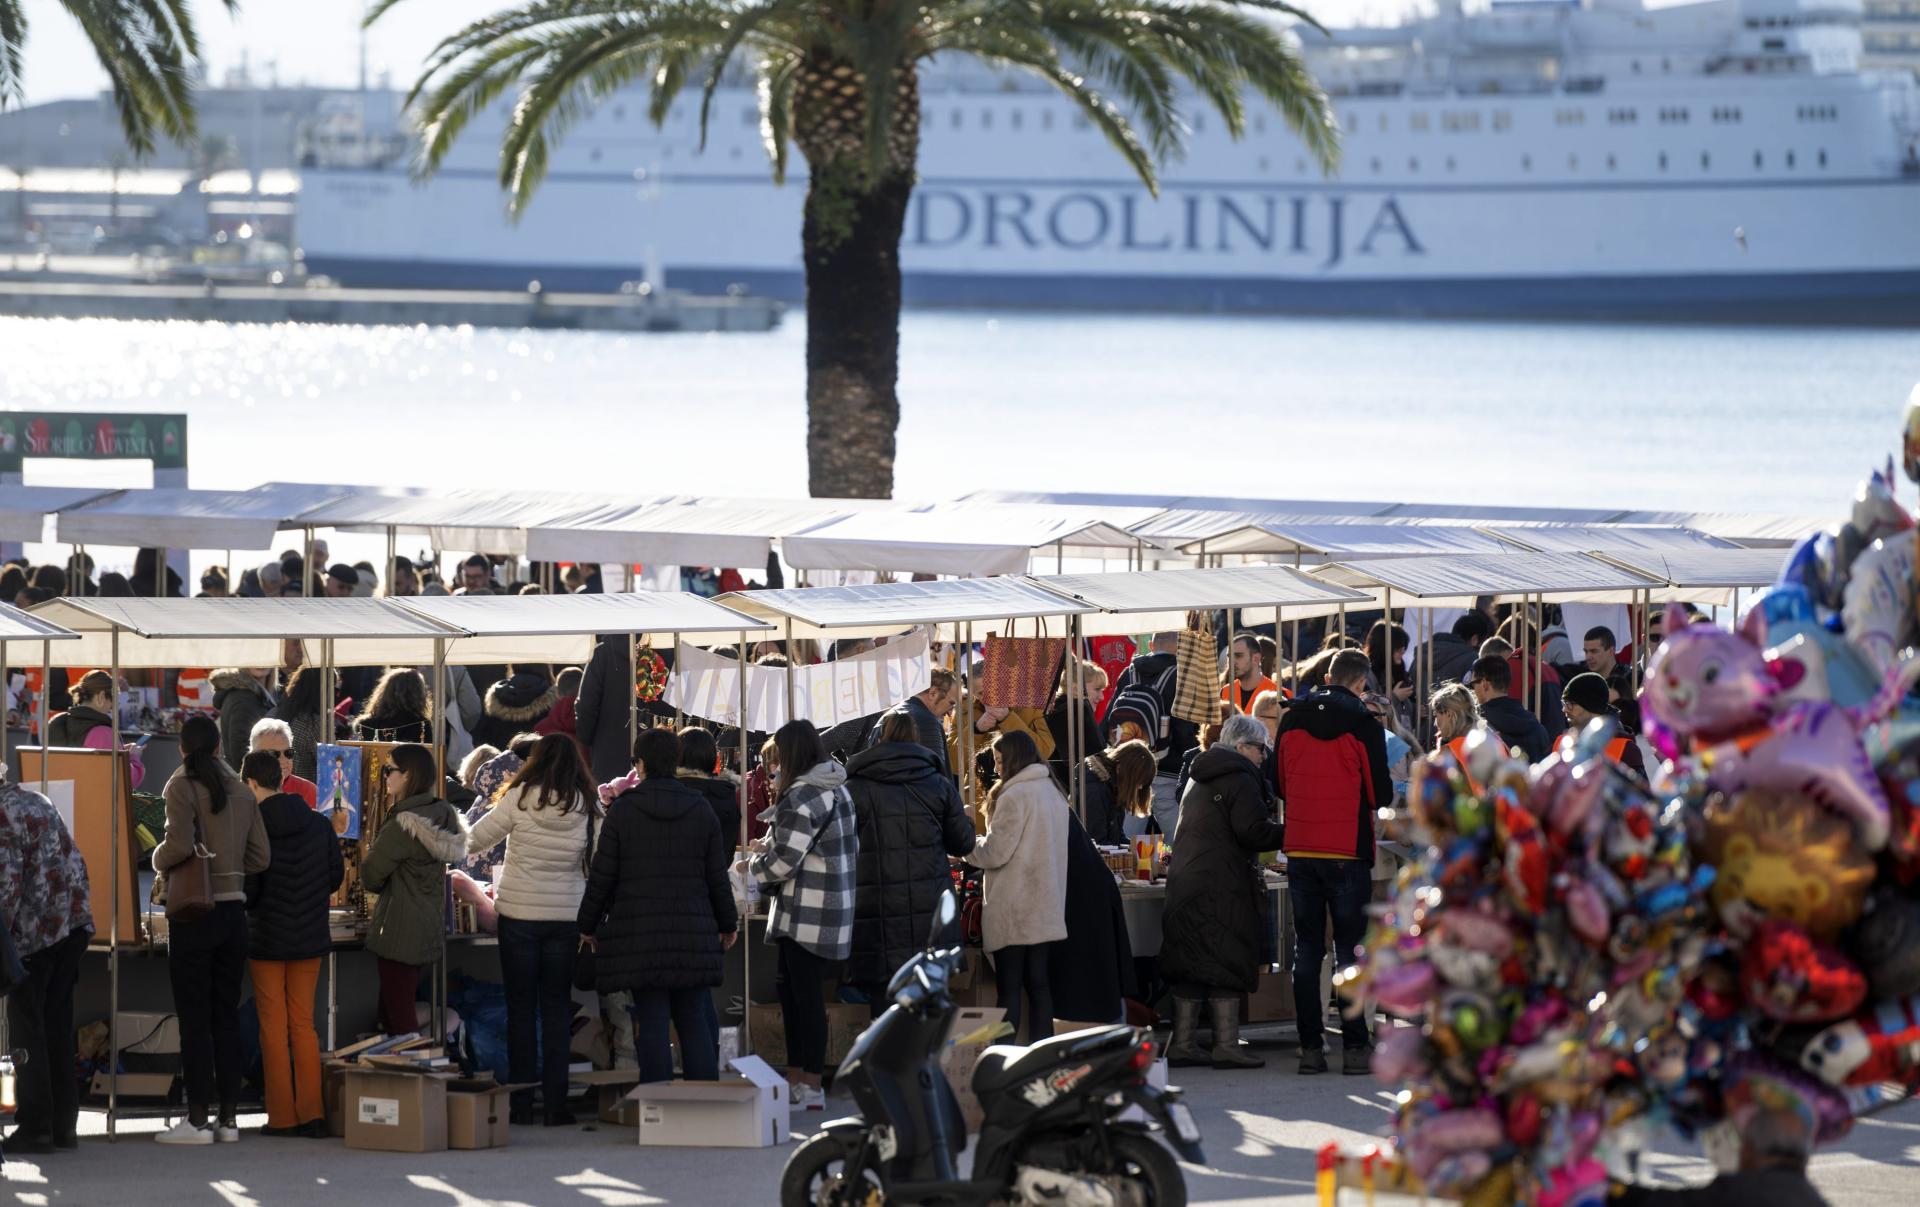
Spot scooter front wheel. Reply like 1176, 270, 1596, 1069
1100, 1132, 1188, 1207
780, 1130, 886, 1207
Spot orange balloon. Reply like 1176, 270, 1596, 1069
1700, 789, 1876, 944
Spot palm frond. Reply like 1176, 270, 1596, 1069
59, 0, 201, 152
693, 0, 805, 150
0, 1, 29, 109
757, 50, 800, 183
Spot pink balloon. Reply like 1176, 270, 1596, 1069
1373, 960, 1438, 1016
1371, 1026, 1428, 1082
1643, 608, 1777, 744
1566, 880, 1611, 946
1710, 703, 1893, 851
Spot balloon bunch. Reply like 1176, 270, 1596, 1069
1339, 727, 1720, 1206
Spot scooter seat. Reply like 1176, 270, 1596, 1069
971, 1026, 1137, 1097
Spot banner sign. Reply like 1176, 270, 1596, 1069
667, 631, 932, 731
0, 412, 188, 471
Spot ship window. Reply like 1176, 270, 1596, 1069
1347, 113, 1359, 133
1254, 115, 1266, 133
1193, 112, 1206, 133
1521, 153, 1532, 171
1492, 110, 1511, 131
1041, 110, 1053, 130
1568, 153, 1578, 170
730, 146, 743, 160
1632, 59, 1641, 73
1370, 156, 1381, 173
590, 147, 602, 162
1786, 150, 1795, 168
981, 109, 992, 129
1607, 153, 1617, 170
1379, 113, 1390, 133
1659, 151, 1668, 170
952, 109, 962, 129
1754, 150, 1763, 168
1445, 155, 1456, 171
1819, 148, 1828, 167
1296, 157, 1307, 173
1409, 156, 1420, 172
613, 105, 626, 121
1073, 113, 1089, 130
1442, 111, 1481, 132
743, 107, 757, 127
1412, 112, 1430, 132
1011, 110, 1023, 130
1701, 151, 1711, 169
1258, 156, 1270, 173
1662, 57, 1671, 72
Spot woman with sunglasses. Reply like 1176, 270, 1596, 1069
360, 744, 470, 1035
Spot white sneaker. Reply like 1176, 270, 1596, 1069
155, 1120, 215, 1146
789, 1083, 824, 1112
215, 1123, 240, 1143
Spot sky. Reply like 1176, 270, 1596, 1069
14, 0, 1417, 105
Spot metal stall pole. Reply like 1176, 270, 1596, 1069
1068, 614, 1085, 823
431, 636, 448, 1042
38, 640, 49, 791
303, 528, 316, 597
784, 620, 799, 723
962, 621, 975, 818
2, 640, 9, 770
322, 639, 336, 745
1633, 589, 1645, 694
155, 546, 166, 598
107, 626, 121, 1138
628, 634, 639, 759
386, 526, 398, 597
673, 635, 684, 730
736, 634, 752, 1053
1225, 605, 1237, 710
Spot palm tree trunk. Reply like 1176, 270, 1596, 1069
802, 165, 910, 500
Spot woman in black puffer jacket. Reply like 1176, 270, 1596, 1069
240, 750, 344, 1137
843, 710, 976, 1013
578, 729, 738, 1085
676, 726, 742, 851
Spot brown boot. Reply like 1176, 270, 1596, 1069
1164, 997, 1206, 1068
1208, 997, 1265, 1069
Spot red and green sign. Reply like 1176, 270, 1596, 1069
0, 413, 187, 471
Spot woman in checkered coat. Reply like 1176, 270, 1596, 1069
748, 719, 858, 1106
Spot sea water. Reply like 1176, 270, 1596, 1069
0, 311, 1909, 530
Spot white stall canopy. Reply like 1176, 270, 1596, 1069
1377, 501, 1626, 524
0, 603, 80, 645
55, 485, 351, 551
959, 489, 1397, 516
293, 488, 645, 553
716, 576, 1096, 642
1483, 524, 1735, 555
0, 486, 119, 544
1129, 509, 1389, 553
1593, 547, 1789, 604
1036, 565, 1374, 636
1312, 552, 1662, 607
781, 508, 1141, 577
29, 597, 464, 669
1606, 510, 1829, 548
523, 500, 855, 569
1183, 520, 1516, 561
384, 591, 776, 666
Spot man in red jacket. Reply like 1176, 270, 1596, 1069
1276, 649, 1392, 1076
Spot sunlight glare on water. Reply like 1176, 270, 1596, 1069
0, 312, 1908, 518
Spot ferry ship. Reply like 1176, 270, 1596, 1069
295, 0, 1920, 318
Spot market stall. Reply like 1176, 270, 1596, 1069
779, 506, 1145, 577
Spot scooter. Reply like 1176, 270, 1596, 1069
780, 891, 1204, 1206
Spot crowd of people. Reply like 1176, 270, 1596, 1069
0, 565, 1672, 1153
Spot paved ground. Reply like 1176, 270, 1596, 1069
8, 1031, 1919, 1205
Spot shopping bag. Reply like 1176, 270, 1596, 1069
977, 636, 1066, 710
1171, 612, 1217, 725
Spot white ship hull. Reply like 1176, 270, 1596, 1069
294, 0, 1920, 319
300, 164, 1920, 316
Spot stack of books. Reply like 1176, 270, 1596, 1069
328, 1032, 453, 1072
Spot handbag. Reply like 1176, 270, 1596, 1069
162, 809, 217, 924
1171, 610, 1218, 725
572, 804, 600, 993
977, 635, 1066, 710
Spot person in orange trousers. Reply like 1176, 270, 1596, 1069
240, 751, 343, 1136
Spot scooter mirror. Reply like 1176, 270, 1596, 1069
929, 889, 959, 952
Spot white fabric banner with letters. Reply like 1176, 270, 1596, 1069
667, 631, 932, 731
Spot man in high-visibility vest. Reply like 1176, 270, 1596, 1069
1558, 672, 1647, 782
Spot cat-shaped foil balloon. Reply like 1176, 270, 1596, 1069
1644, 604, 1913, 853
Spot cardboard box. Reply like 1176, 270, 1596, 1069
599, 1085, 640, 1127
1245, 969, 1296, 1025
627, 1055, 789, 1148
748, 1000, 871, 1067
323, 1060, 353, 1136
344, 1068, 451, 1153
114, 1012, 182, 1056
939, 1007, 1008, 1134
89, 1071, 175, 1098
446, 1078, 515, 1150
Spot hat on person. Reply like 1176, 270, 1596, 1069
326, 563, 360, 586
1563, 672, 1614, 717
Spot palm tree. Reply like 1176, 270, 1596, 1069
372, 0, 1340, 498
0, 0, 237, 154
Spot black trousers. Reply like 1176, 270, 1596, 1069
168, 901, 249, 1124
496, 916, 576, 1115
994, 944, 1054, 1044
8, 927, 89, 1143
774, 938, 831, 1076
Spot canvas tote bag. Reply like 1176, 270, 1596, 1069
1171, 611, 1218, 725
